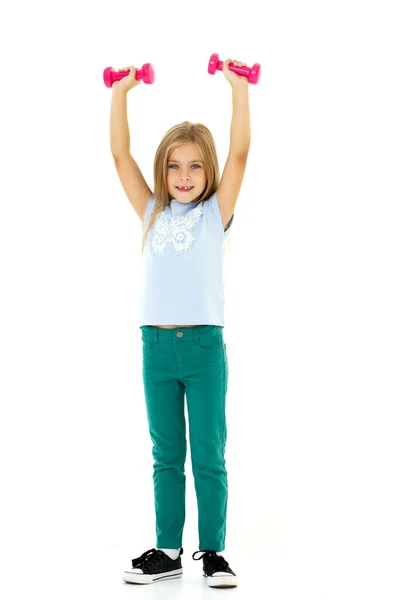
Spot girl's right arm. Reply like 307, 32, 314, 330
110, 67, 152, 223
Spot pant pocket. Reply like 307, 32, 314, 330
142, 338, 154, 350
197, 334, 224, 351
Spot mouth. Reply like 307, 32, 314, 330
176, 186, 194, 192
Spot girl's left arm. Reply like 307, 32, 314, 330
217, 59, 251, 230
229, 83, 251, 156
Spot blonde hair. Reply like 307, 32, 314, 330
141, 121, 220, 253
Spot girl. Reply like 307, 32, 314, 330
110, 58, 251, 588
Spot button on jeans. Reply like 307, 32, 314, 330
140, 325, 229, 552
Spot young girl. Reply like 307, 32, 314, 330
110, 58, 251, 588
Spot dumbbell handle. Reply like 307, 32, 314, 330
217, 60, 250, 78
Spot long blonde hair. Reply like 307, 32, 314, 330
141, 121, 220, 253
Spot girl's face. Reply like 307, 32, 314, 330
167, 142, 207, 203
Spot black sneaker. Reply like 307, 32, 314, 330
123, 547, 183, 584
192, 550, 238, 587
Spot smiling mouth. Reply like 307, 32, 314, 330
176, 186, 194, 191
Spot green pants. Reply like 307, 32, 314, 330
140, 324, 229, 552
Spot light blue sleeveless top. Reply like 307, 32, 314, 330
138, 191, 234, 326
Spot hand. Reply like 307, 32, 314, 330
221, 58, 249, 87
111, 65, 142, 92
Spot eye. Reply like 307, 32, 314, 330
168, 164, 201, 169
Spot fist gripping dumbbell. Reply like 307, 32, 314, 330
208, 53, 261, 84
103, 63, 155, 87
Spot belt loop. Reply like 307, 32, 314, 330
155, 328, 159, 341
195, 327, 200, 343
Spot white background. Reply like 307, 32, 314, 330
1, 0, 399, 598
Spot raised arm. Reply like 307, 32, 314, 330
110, 69, 152, 223
216, 59, 251, 230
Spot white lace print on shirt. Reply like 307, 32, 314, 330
151, 204, 203, 254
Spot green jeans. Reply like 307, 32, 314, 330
140, 324, 229, 552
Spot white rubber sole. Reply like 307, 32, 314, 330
123, 567, 183, 584
204, 573, 238, 587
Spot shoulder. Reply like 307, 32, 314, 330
204, 192, 234, 235
142, 193, 156, 226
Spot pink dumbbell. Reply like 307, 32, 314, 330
208, 53, 261, 84
103, 63, 155, 87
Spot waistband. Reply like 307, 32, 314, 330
140, 324, 223, 341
